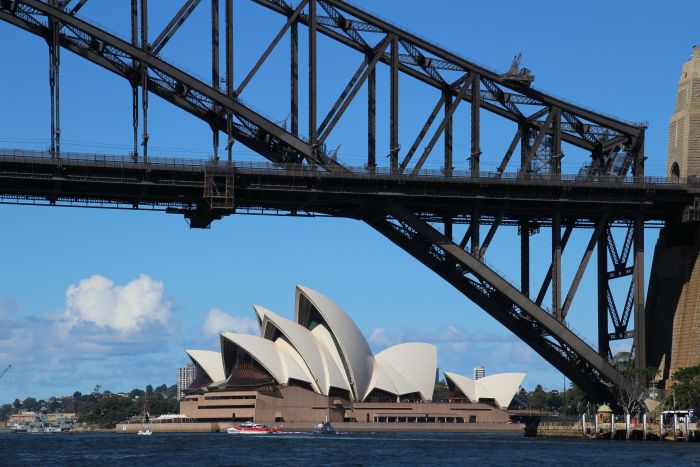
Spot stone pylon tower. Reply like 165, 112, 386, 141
668, 46, 700, 180
646, 46, 700, 388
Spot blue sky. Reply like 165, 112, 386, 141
0, 0, 698, 402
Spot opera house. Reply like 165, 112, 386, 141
180, 285, 525, 427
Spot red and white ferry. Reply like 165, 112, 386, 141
226, 422, 282, 435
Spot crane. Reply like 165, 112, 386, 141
0, 365, 11, 380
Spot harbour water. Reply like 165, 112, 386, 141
1, 431, 698, 466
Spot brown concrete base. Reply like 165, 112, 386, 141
116, 421, 524, 434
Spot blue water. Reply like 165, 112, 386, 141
0, 431, 698, 466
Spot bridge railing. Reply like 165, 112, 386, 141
0, 147, 692, 190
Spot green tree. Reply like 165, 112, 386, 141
667, 365, 700, 409
529, 385, 548, 409
612, 366, 657, 415
546, 391, 562, 410
22, 397, 39, 412
432, 380, 449, 401
0, 404, 12, 421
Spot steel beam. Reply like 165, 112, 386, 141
236, 0, 308, 96
317, 36, 390, 143
368, 65, 375, 172
478, 212, 502, 259
225, 0, 233, 160
552, 107, 562, 174
290, 20, 298, 138
308, 0, 317, 163
150, 0, 201, 55
411, 75, 472, 174
535, 224, 573, 307
444, 90, 452, 176
561, 216, 607, 319
140, 0, 149, 162
633, 214, 646, 368
552, 211, 562, 320
471, 73, 480, 176
211, 0, 219, 161
521, 111, 555, 172
252, 0, 620, 153
598, 228, 610, 358
365, 207, 631, 400
497, 127, 522, 176
520, 220, 530, 297
399, 93, 446, 173
390, 34, 399, 173
130, 0, 139, 161
48, 0, 61, 159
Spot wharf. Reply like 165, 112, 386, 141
526, 420, 700, 441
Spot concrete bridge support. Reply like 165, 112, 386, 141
647, 223, 700, 385
647, 46, 700, 387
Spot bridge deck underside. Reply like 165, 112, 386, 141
0, 153, 694, 223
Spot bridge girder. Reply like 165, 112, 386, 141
0, 0, 665, 400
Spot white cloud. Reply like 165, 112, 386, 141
62, 274, 171, 333
202, 308, 258, 338
0, 274, 179, 402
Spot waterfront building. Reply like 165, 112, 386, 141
179, 286, 526, 426
177, 363, 197, 400
474, 366, 485, 380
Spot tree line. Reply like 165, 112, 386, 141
1, 384, 180, 429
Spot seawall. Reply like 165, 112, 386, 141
116, 421, 524, 434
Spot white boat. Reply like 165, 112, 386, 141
313, 417, 336, 435
137, 387, 153, 435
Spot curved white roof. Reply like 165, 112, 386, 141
220, 332, 287, 384
477, 373, 526, 409
444, 371, 525, 409
258, 305, 349, 395
375, 343, 437, 401
253, 305, 268, 330
220, 332, 313, 387
294, 285, 374, 401
274, 338, 316, 388
444, 371, 478, 402
185, 349, 226, 383
365, 359, 399, 398
310, 324, 353, 392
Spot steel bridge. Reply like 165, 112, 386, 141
1, 0, 696, 402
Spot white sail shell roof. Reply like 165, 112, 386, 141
258, 305, 349, 395
185, 349, 225, 383
444, 371, 478, 402
375, 343, 437, 401
444, 371, 525, 409
477, 373, 526, 409
295, 285, 374, 401
220, 332, 312, 386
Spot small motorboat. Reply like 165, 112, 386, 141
137, 428, 153, 436
227, 422, 282, 435
313, 418, 336, 435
